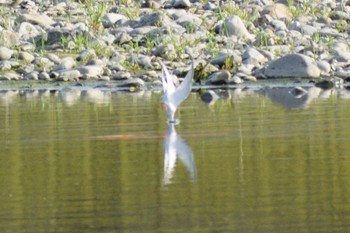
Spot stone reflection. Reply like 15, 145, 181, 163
0, 85, 349, 111
163, 124, 196, 185
59, 89, 81, 106
81, 89, 111, 105
199, 85, 350, 109
260, 86, 318, 109
0, 90, 18, 106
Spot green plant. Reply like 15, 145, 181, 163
92, 43, 114, 58
77, 0, 106, 33
61, 36, 69, 51
185, 20, 197, 34
223, 55, 237, 73
74, 33, 90, 51
216, 0, 250, 21
324, 35, 335, 49
255, 29, 269, 47
143, 34, 158, 50
122, 59, 142, 74
287, 0, 323, 19
206, 31, 220, 57
35, 31, 48, 55
117, 3, 140, 20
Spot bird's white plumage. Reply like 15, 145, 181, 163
160, 61, 194, 123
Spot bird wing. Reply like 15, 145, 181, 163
160, 61, 176, 95
170, 62, 194, 108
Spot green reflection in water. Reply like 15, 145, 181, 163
0, 88, 350, 233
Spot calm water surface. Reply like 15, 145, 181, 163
1, 86, 350, 233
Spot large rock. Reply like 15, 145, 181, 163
242, 47, 268, 65
0, 30, 19, 47
17, 22, 40, 40
172, 0, 191, 8
0, 72, 21, 80
53, 57, 76, 71
207, 70, 231, 85
264, 54, 321, 78
262, 3, 291, 20
221, 15, 255, 40
57, 69, 81, 81
76, 65, 104, 79
102, 13, 128, 28
18, 52, 35, 63
17, 13, 54, 28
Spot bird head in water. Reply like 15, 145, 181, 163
160, 61, 194, 124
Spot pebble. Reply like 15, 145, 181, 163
0, 46, 13, 61
17, 22, 40, 41
53, 57, 76, 71
172, 0, 191, 8
113, 71, 131, 80
18, 13, 54, 28
38, 72, 50, 80
57, 69, 81, 81
117, 78, 145, 91
207, 70, 231, 85
242, 47, 268, 65
24, 71, 39, 80
0, 30, 19, 47
76, 65, 104, 80
0, 72, 21, 80
18, 52, 35, 63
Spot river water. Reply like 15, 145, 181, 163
0, 85, 350, 233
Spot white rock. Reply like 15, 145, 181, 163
262, 3, 291, 20
0, 46, 13, 61
221, 15, 255, 40
334, 50, 350, 62
207, 70, 231, 85
46, 53, 61, 64
18, 13, 54, 28
230, 75, 244, 84
18, 51, 35, 63
102, 13, 127, 28
0, 72, 21, 80
0, 30, 19, 47
24, 71, 39, 80
76, 49, 97, 62
57, 69, 81, 81
113, 71, 131, 80
17, 22, 40, 40
38, 72, 50, 80
242, 47, 268, 65
76, 65, 104, 79
53, 57, 76, 71
317, 60, 331, 75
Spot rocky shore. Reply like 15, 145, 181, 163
0, 0, 350, 90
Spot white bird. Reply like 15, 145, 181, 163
160, 61, 194, 124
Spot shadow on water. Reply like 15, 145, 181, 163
1, 84, 350, 232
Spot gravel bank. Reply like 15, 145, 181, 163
0, 0, 350, 89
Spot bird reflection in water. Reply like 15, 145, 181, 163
163, 124, 196, 185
